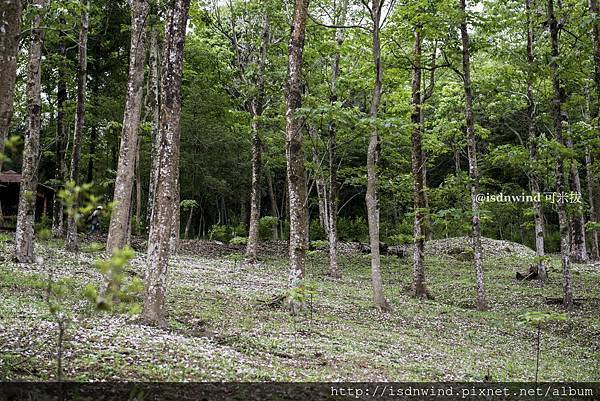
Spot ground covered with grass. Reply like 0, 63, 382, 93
0, 234, 598, 382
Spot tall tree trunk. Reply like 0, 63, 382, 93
266, 166, 279, 240
0, 0, 22, 172
245, 13, 270, 261
526, 0, 547, 280
65, 0, 89, 253
146, 27, 161, 229
565, 128, 588, 263
365, 0, 391, 311
184, 206, 193, 240
143, 0, 190, 327
170, 167, 180, 252
135, 135, 142, 226
308, 124, 328, 234
107, 0, 149, 252
326, 0, 347, 278
585, 145, 599, 260
286, 0, 310, 296
410, 27, 429, 299
86, 126, 96, 183
459, 0, 487, 311
547, 0, 573, 311
52, 21, 68, 237
14, 0, 46, 263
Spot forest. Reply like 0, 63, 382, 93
0, 0, 599, 395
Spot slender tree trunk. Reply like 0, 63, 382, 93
285, 0, 310, 296
143, 0, 190, 327
325, 0, 347, 278
308, 124, 328, 233
547, 0, 573, 311
86, 126, 96, 183
565, 131, 588, 263
410, 27, 429, 299
135, 136, 142, 225
0, 0, 22, 173
585, 145, 599, 259
365, 0, 391, 311
170, 167, 180, 253
184, 207, 193, 239
14, 0, 46, 263
526, 0, 546, 280
107, 0, 149, 252
460, 0, 487, 310
52, 21, 68, 237
65, 0, 89, 253
266, 167, 279, 240
245, 14, 270, 262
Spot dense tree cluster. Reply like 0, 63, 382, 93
1, 0, 598, 322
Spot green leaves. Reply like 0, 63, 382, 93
518, 311, 567, 327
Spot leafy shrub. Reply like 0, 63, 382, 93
387, 233, 413, 245
209, 224, 229, 242
258, 216, 278, 240
309, 220, 326, 241
36, 228, 52, 242
230, 236, 248, 245
337, 216, 369, 242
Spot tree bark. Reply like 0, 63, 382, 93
365, 0, 391, 311
107, 0, 149, 252
547, 0, 573, 311
460, 0, 487, 311
0, 0, 22, 173
184, 206, 193, 239
65, 0, 89, 252
14, 0, 46, 263
86, 125, 96, 183
146, 27, 161, 229
266, 166, 279, 240
410, 27, 429, 298
143, 0, 191, 327
52, 20, 68, 237
245, 13, 270, 261
565, 128, 588, 263
285, 0, 310, 294
525, 0, 546, 280
308, 124, 328, 234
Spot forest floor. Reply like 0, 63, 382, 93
0, 233, 598, 381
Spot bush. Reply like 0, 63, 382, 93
230, 236, 248, 245
309, 219, 326, 241
209, 224, 230, 242
337, 216, 369, 242
387, 233, 413, 245
37, 228, 52, 242
258, 216, 278, 240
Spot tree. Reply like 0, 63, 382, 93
14, 0, 47, 263
459, 0, 487, 311
547, 0, 573, 311
246, 12, 270, 262
146, 26, 161, 228
106, 0, 150, 252
143, 0, 191, 327
66, 0, 90, 252
525, 0, 546, 280
285, 0, 310, 294
365, 0, 391, 311
410, 25, 429, 298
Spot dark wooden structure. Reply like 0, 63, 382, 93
0, 170, 54, 228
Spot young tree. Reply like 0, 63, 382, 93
246, 13, 270, 262
14, 0, 47, 263
525, 0, 546, 280
143, 0, 191, 326
285, 0, 310, 292
0, 0, 22, 172
146, 27, 161, 227
106, 0, 150, 252
410, 25, 429, 298
66, 0, 90, 252
547, 0, 573, 310
365, 0, 391, 311
459, 0, 487, 310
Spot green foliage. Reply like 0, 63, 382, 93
36, 228, 52, 242
309, 220, 326, 241
84, 246, 142, 314
337, 217, 369, 242
258, 216, 278, 240
518, 311, 567, 327
180, 199, 199, 211
229, 236, 248, 245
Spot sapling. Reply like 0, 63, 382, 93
518, 311, 567, 384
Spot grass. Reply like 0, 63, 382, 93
0, 238, 598, 381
